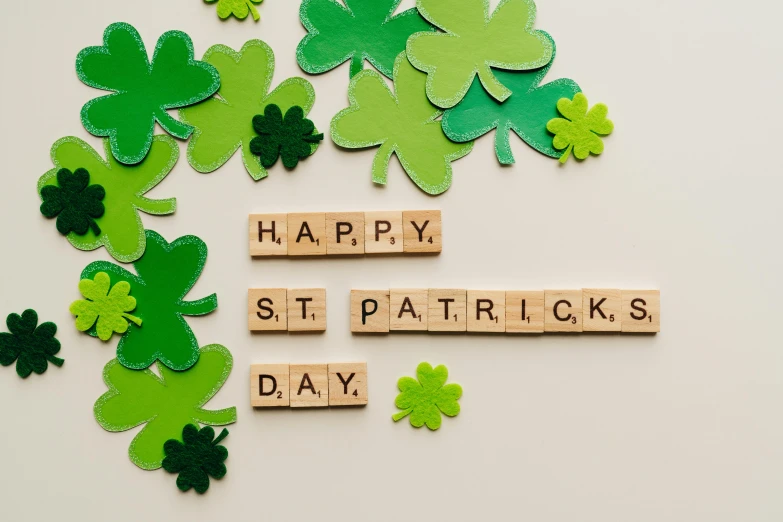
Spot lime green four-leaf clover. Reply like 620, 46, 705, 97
546, 93, 614, 163
206, 0, 263, 21
70, 272, 142, 341
393, 362, 462, 430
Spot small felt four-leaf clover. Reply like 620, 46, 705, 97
250, 104, 323, 169
0, 310, 63, 378
393, 362, 462, 430
206, 0, 263, 21
70, 272, 142, 341
163, 424, 229, 494
546, 93, 614, 163
40, 168, 105, 236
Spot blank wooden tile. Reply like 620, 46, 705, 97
506, 291, 544, 333
328, 363, 368, 406
248, 288, 287, 331
403, 210, 442, 254
290, 364, 329, 407
544, 290, 583, 332
621, 290, 660, 333
583, 289, 622, 332
287, 288, 326, 332
250, 364, 290, 407
467, 290, 506, 333
390, 289, 428, 331
350, 290, 390, 333
326, 212, 364, 255
428, 289, 466, 332
364, 211, 403, 254
249, 214, 287, 256
287, 213, 326, 256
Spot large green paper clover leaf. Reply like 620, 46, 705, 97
180, 40, 318, 181
407, 0, 553, 108
163, 424, 229, 494
94, 344, 237, 470
546, 93, 614, 163
392, 362, 462, 430
331, 52, 473, 195
70, 272, 142, 341
37, 136, 177, 263
206, 0, 262, 21
297, 0, 434, 78
80, 230, 217, 371
0, 310, 63, 379
77, 22, 220, 164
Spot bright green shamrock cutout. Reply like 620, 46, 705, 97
442, 32, 581, 164
0, 310, 63, 379
407, 0, 553, 108
39, 168, 105, 236
70, 272, 142, 341
546, 93, 614, 163
250, 104, 324, 169
94, 344, 236, 470
297, 0, 434, 78
179, 40, 318, 181
37, 136, 177, 263
392, 362, 462, 431
206, 0, 263, 21
163, 424, 229, 494
76, 22, 220, 164
331, 52, 473, 195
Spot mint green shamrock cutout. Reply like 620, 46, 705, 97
206, 0, 263, 21
393, 362, 462, 431
70, 272, 142, 341
180, 40, 318, 181
407, 0, 552, 108
546, 93, 614, 163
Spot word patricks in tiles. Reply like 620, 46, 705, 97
250, 363, 368, 408
248, 289, 326, 332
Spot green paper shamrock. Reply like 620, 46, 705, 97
546, 93, 614, 163
80, 230, 217, 371
163, 424, 229, 494
297, 0, 434, 78
206, 0, 262, 21
179, 40, 319, 181
76, 22, 220, 164
94, 344, 236, 470
39, 168, 105, 236
70, 272, 142, 341
37, 136, 177, 263
331, 52, 473, 195
0, 310, 63, 379
442, 33, 581, 164
250, 104, 323, 169
392, 362, 462, 430
407, 0, 553, 108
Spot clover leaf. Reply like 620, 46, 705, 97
179, 40, 318, 181
70, 272, 142, 341
250, 104, 323, 169
39, 168, 105, 236
407, 0, 553, 108
94, 344, 236, 470
76, 22, 220, 164
546, 93, 614, 163
206, 0, 262, 21
163, 424, 229, 493
297, 0, 434, 78
392, 362, 462, 430
0, 310, 63, 379
331, 52, 473, 195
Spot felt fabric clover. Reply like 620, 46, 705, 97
331, 53, 473, 195
70, 272, 142, 341
94, 344, 236, 470
179, 40, 319, 181
163, 424, 229, 493
206, 0, 262, 21
546, 93, 614, 163
407, 0, 553, 108
0, 310, 63, 378
76, 22, 220, 164
250, 104, 323, 169
393, 362, 462, 430
39, 168, 105, 236
37, 136, 177, 263
297, 0, 434, 78
80, 230, 217, 371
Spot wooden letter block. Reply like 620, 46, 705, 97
467, 290, 506, 333
287, 213, 326, 256
428, 289, 466, 332
328, 363, 368, 406
350, 290, 390, 333
544, 290, 583, 332
583, 289, 622, 332
390, 289, 428, 331
403, 210, 442, 254
287, 288, 326, 332
326, 212, 364, 255
250, 364, 290, 407
364, 211, 403, 254
506, 291, 544, 333
248, 288, 287, 331
290, 364, 329, 407
621, 290, 660, 333
249, 214, 287, 256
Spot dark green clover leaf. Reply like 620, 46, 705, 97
163, 424, 229, 494
250, 104, 323, 169
0, 310, 63, 378
40, 168, 105, 236
392, 362, 462, 430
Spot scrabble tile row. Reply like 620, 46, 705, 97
248, 288, 326, 331
250, 363, 368, 407
249, 210, 441, 256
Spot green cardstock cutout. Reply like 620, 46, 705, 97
330, 52, 473, 195
0, 310, 63, 379
546, 93, 614, 163
76, 22, 220, 164
297, 0, 434, 78
179, 40, 317, 181
70, 272, 142, 341
80, 230, 218, 371
163, 424, 229, 494
407, 0, 553, 108
94, 344, 237, 470
206, 0, 262, 21
392, 362, 462, 431
37, 136, 177, 263
442, 33, 581, 164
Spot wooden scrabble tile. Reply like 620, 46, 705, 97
467, 290, 506, 333
403, 210, 442, 254
287, 288, 327, 332
390, 289, 428, 331
328, 363, 368, 406
544, 290, 583, 332
325, 212, 364, 255
364, 211, 403, 254
290, 364, 329, 407
248, 288, 287, 331
250, 364, 290, 407
583, 289, 622, 332
428, 289, 466, 332
506, 291, 544, 333
249, 214, 287, 256
621, 290, 660, 333
350, 290, 390, 333
287, 213, 326, 256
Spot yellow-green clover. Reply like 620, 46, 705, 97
206, 0, 263, 21
70, 272, 142, 341
547, 93, 614, 163
393, 362, 462, 430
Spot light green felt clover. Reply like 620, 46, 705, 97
94, 344, 237, 470
407, 0, 553, 108
37, 136, 177, 263
393, 362, 462, 431
180, 40, 318, 181
546, 93, 614, 163
70, 272, 142, 341
206, 0, 263, 21
330, 52, 473, 195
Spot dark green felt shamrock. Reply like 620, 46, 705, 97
249, 104, 323, 169
0, 310, 63, 378
40, 168, 105, 236
163, 424, 229, 494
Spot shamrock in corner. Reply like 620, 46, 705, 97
0, 310, 63, 378
163, 424, 229, 494
40, 168, 105, 236
206, 0, 263, 21
250, 104, 323, 169
546, 93, 614, 163
70, 272, 142, 341
393, 362, 462, 430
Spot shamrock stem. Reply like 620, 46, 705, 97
179, 294, 218, 316
122, 313, 143, 327
155, 109, 193, 140
559, 144, 573, 164
349, 54, 364, 77
392, 408, 413, 422
371, 141, 394, 185
87, 218, 102, 236
247, 1, 260, 21
134, 196, 177, 216
303, 133, 324, 144
477, 65, 512, 103
212, 428, 229, 446
494, 128, 515, 165
46, 354, 64, 367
